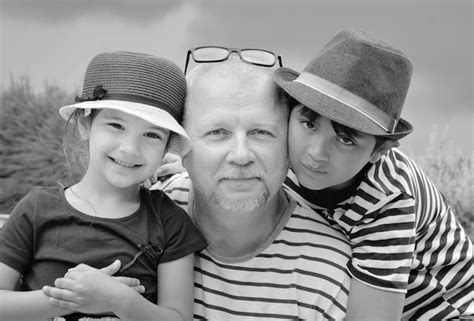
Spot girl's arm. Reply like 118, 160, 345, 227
345, 278, 405, 321
0, 262, 72, 321
44, 254, 195, 321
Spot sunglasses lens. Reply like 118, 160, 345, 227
240, 49, 276, 66
193, 47, 229, 62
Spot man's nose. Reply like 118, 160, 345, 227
225, 133, 255, 165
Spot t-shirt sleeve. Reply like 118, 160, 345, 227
346, 192, 416, 293
158, 194, 207, 263
0, 189, 36, 274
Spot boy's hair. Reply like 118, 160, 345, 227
294, 102, 397, 154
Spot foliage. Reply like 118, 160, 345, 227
412, 128, 473, 240
0, 77, 73, 212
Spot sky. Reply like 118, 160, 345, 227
1, 0, 473, 154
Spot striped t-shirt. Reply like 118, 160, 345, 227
157, 173, 352, 320
285, 148, 473, 320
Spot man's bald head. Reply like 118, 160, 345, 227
184, 60, 289, 126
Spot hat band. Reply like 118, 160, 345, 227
78, 92, 182, 122
294, 72, 398, 133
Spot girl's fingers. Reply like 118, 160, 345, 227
43, 285, 78, 303
114, 276, 140, 286
48, 296, 80, 310
54, 277, 78, 291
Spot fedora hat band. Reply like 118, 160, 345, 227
294, 72, 398, 133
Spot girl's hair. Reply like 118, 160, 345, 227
293, 102, 396, 153
61, 109, 100, 185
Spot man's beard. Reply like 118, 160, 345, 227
197, 164, 271, 212
209, 188, 270, 212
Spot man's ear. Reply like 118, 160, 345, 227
369, 139, 399, 164
77, 114, 92, 140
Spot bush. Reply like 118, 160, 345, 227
413, 128, 473, 240
0, 77, 73, 212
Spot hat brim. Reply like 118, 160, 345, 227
274, 67, 413, 140
59, 100, 192, 156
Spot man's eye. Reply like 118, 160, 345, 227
251, 129, 273, 137
207, 129, 227, 136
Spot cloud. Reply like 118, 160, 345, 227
1, 0, 185, 25
1, 2, 200, 91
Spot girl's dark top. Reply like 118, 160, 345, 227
0, 185, 207, 320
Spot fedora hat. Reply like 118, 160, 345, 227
59, 51, 191, 156
274, 27, 413, 139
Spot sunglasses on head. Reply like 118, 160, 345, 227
184, 46, 283, 74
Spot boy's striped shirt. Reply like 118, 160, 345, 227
158, 173, 352, 320
286, 148, 473, 319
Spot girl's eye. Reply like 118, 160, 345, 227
336, 135, 355, 146
109, 123, 123, 130
144, 132, 163, 139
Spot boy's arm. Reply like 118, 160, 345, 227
346, 278, 405, 321
0, 262, 72, 320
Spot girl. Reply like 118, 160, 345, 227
0, 51, 207, 321
275, 28, 473, 320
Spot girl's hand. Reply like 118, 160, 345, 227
143, 153, 185, 188
42, 260, 144, 314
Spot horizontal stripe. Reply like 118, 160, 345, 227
272, 239, 351, 260
194, 298, 299, 319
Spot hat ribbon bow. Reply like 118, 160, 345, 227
74, 85, 108, 103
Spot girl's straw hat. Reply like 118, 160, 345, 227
274, 27, 413, 139
59, 51, 191, 156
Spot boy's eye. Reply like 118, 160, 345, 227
302, 121, 315, 130
336, 135, 355, 146
299, 118, 316, 130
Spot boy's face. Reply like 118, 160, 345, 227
80, 108, 169, 189
288, 105, 379, 191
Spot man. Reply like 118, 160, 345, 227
155, 57, 352, 320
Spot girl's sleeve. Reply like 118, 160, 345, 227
0, 190, 36, 274
345, 192, 416, 293
158, 194, 207, 263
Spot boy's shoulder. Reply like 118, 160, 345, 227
364, 147, 418, 198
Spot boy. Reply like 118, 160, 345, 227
274, 27, 473, 320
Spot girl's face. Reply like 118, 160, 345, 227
80, 108, 169, 189
288, 105, 378, 191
